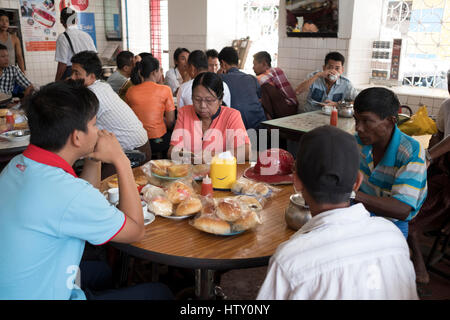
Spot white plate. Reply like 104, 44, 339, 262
0, 130, 30, 142
158, 214, 192, 220
144, 213, 155, 225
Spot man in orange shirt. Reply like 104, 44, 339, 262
125, 55, 175, 159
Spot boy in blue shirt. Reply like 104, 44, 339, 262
0, 80, 172, 300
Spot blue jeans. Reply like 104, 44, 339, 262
80, 260, 174, 300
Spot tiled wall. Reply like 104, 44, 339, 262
0, 0, 118, 88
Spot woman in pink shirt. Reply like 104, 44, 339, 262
169, 72, 251, 163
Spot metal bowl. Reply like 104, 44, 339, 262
285, 194, 311, 230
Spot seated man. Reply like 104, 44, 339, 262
218, 46, 266, 131
70, 50, 150, 175
165, 47, 190, 96
295, 51, 358, 112
177, 50, 231, 108
257, 125, 418, 300
107, 50, 136, 93
253, 51, 298, 119
206, 49, 220, 74
353, 87, 428, 238
0, 44, 33, 97
0, 80, 173, 300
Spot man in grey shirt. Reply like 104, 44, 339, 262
107, 51, 136, 93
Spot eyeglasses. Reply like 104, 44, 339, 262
192, 96, 218, 105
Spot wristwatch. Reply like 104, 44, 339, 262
425, 149, 432, 164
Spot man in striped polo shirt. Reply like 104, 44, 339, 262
353, 87, 427, 238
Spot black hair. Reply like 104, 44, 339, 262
116, 51, 134, 70
218, 47, 239, 66
0, 10, 9, 19
253, 51, 272, 68
187, 50, 208, 71
173, 47, 190, 67
71, 51, 103, 79
205, 49, 219, 59
0, 44, 7, 51
192, 72, 224, 101
130, 55, 159, 85
60, 7, 77, 26
138, 52, 153, 59
353, 87, 399, 120
24, 79, 99, 152
324, 51, 345, 66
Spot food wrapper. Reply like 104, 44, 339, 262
141, 185, 173, 217
231, 177, 280, 198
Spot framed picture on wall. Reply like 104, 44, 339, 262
286, 0, 338, 38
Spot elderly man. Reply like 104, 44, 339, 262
296, 51, 358, 112
107, 50, 137, 93
70, 51, 150, 177
55, 7, 97, 81
257, 125, 418, 300
353, 87, 427, 239
0, 44, 33, 97
253, 51, 298, 119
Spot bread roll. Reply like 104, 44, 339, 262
168, 164, 190, 177
192, 216, 231, 235
134, 175, 148, 186
142, 185, 166, 203
216, 199, 242, 222
167, 181, 194, 204
175, 197, 202, 216
254, 183, 270, 197
237, 195, 263, 211
0, 109, 8, 117
148, 197, 173, 216
232, 211, 261, 232
107, 177, 118, 189
151, 159, 173, 176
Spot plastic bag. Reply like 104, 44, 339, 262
231, 177, 280, 198
398, 105, 438, 136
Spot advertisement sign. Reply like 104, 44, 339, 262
19, 0, 58, 51
77, 12, 96, 47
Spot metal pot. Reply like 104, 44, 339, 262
337, 101, 354, 118
285, 194, 312, 230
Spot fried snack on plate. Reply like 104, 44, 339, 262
150, 159, 173, 176
167, 164, 190, 178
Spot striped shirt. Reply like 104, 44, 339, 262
88, 80, 148, 150
356, 125, 427, 226
0, 66, 31, 94
258, 67, 298, 106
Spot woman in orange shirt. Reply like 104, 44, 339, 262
168, 72, 251, 164
126, 55, 175, 158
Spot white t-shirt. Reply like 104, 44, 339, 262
437, 98, 450, 137
177, 78, 232, 109
164, 67, 182, 95
257, 203, 418, 300
55, 25, 97, 66
88, 80, 148, 150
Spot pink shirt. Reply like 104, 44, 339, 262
170, 105, 250, 154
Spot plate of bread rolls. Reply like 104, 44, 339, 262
142, 181, 203, 219
150, 160, 191, 180
190, 195, 263, 236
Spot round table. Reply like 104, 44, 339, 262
101, 163, 296, 299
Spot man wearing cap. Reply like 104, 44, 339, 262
353, 87, 427, 239
257, 125, 417, 300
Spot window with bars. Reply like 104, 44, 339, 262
149, 0, 169, 73
379, 0, 450, 89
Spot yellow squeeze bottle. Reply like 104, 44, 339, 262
210, 151, 237, 190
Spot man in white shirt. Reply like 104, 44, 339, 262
257, 125, 418, 300
55, 7, 97, 81
177, 50, 231, 108
70, 51, 150, 177
164, 47, 190, 95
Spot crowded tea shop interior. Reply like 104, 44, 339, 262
0, 0, 449, 302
